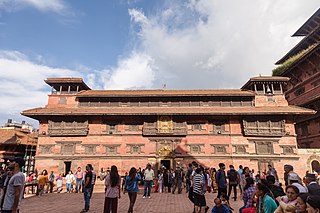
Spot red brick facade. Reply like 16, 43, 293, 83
21, 77, 314, 179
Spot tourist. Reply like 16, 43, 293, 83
238, 165, 243, 195
157, 170, 163, 193
75, 167, 84, 193
239, 177, 255, 213
188, 161, 198, 207
295, 193, 309, 213
163, 169, 169, 193
56, 172, 63, 193
172, 166, 183, 194
211, 198, 230, 213
2, 165, 14, 210
90, 165, 96, 198
255, 183, 277, 213
275, 185, 299, 213
2, 157, 25, 213
284, 164, 301, 186
143, 163, 154, 199
306, 195, 320, 213
265, 175, 285, 203
216, 163, 227, 198
288, 173, 308, 193
104, 165, 121, 213
211, 168, 217, 193
125, 167, 141, 213
193, 167, 206, 213
227, 165, 239, 201
221, 193, 233, 212
65, 170, 75, 193
304, 173, 320, 195
38, 169, 49, 196
122, 172, 128, 193
186, 163, 193, 193
267, 164, 279, 183
48, 171, 54, 193
205, 168, 211, 193
81, 164, 93, 213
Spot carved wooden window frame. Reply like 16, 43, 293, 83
104, 144, 120, 155
232, 144, 248, 154
280, 145, 295, 155
48, 120, 89, 136
243, 119, 285, 136
255, 142, 274, 155
39, 145, 54, 154
60, 143, 76, 155
83, 144, 98, 155
211, 144, 228, 154
187, 144, 204, 154
126, 144, 145, 154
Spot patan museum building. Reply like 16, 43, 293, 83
22, 77, 314, 177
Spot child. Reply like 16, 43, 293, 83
56, 173, 63, 193
211, 198, 231, 213
221, 193, 234, 212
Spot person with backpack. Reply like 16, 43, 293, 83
227, 165, 240, 201
216, 163, 227, 198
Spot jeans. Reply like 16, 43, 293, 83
66, 183, 71, 193
228, 184, 237, 200
76, 178, 82, 192
143, 180, 152, 197
217, 187, 227, 198
84, 187, 92, 210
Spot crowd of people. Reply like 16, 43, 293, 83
1, 158, 320, 213
99, 161, 320, 213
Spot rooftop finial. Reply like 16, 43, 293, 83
163, 84, 166, 90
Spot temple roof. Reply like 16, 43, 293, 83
241, 76, 290, 90
0, 128, 37, 145
21, 106, 314, 119
276, 28, 320, 65
45, 78, 91, 91
77, 89, 255, 97
293, 8, 320, 36
275, 43, 320, 76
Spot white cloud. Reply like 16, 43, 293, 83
105, 0, 319, 90
0, 50, 81, 126
0, 0, 67, 14
102, 53, 156, 89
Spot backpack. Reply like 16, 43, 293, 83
228, 169, 239, 183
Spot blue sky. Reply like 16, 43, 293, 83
0, 0, 319, 127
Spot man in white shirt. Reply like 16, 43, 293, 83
143, 163, 154, 198
2, 157, 25, 213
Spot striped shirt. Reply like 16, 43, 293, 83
243, 185, 255, 208
193, 174, 204, 195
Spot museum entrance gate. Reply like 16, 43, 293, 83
160, 160, 171, 171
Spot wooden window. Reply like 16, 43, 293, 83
211, 144, 228, 154
294, 87, 305, 96
255, 142, 273, 155
188, 144, 203, 154
193, 124, 202, 131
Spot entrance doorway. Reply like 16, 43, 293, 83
311, 160, 320, 173
160, 160, 171, 170
64, 161, 71, 176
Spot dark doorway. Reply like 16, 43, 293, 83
64, 161, 71, 176
160, 160, 170, 171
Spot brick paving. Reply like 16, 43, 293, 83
20, 188, 243, 213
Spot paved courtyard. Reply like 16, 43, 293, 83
21, 189, 243, 213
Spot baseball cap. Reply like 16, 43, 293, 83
9, 157, 25, 168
